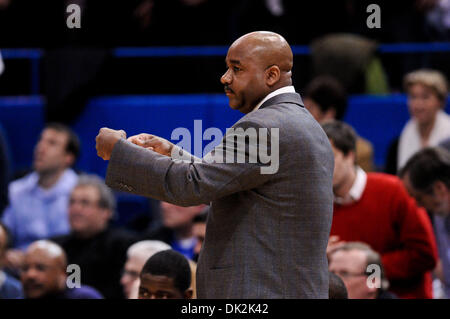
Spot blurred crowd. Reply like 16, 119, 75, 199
0, 0, 450, 300
0, 66, 449, 299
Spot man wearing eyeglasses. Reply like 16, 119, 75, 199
52, 174, 137, 299
120, 240, 170, 299
329, 242, 396, 299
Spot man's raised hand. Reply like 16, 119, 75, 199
96, 128, 127, 160
127, 133, 174, 157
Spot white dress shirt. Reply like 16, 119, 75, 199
253, 86, 296, 112
334, 166, 367, 205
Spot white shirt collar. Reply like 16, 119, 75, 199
334, 166, 367, 205
253, 86, 296, 112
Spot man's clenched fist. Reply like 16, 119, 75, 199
96, 127, 127, 160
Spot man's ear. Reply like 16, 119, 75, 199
265, 65, 281, 87
346, 150, 356, 165
64, 153, 75, 168
433, 181, 449, 197
101, 208, 113, 222
184, 288, 193, 299
323, 108, 337, 121
58, 269, 68, 290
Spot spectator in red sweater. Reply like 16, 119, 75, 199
323, 120, 438, 299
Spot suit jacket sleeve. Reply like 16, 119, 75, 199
105, 119, 273, 206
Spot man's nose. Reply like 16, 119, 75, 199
68, 204, 82, 216
35, 141, 43, 153
35, 140, 48, 154
120, 274, 129, 286
221, 69, 231, 85
24, 268, 38, 279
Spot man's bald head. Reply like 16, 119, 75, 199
26, 240, 67, 269
21, 240, 68, 298
221, 31, 294, 113
231, 31, 293, 74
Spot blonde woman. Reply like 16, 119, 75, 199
398, 69, 450, 171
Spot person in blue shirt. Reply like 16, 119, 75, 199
1, 123, 80, 272
400, 146, 450, 298
143, 202, 205, 261
0, 122, 12, 214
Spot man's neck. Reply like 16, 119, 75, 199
334, 169, 357, 199
74, 227, 106, 240
38, 168, 66, 189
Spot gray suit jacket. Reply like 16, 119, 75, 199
106, 93, 334, 298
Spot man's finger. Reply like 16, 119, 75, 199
328, 236, 340, 243
128, 136, 146, 147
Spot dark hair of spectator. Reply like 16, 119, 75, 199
321, 120, 357, 156
304, 75, 348, 120
140, 249, 191, 293
328, 272, 348, 299
45, 123, 81, 161
193, 207, 208, 224
399, 147, 450, 193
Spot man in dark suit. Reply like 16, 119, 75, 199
95, 31, 334, 298
52, 175, 137, 299
400, 146, 450, 297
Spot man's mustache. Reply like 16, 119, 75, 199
224, 85, 234, 93
23, 279, 44, 290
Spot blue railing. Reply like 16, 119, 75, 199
2, 42, 450, 95
1, 49, 43, 95
113, 42, 450, 57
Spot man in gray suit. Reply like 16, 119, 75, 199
96, 31, 334, 298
